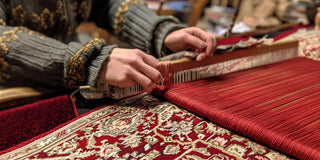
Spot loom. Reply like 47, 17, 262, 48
151, 28, 320, 160
78, 0, 303, 99
79, 36, 299, 99
78, 24, 320, 159
153, 56, 320, 160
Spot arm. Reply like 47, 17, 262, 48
90, 0, 217, 93
0, 1, 116, 88
89, 0, 185, 58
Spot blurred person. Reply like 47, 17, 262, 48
0, 0, 216, 95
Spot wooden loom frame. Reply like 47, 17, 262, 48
0, 38, 299, 108
167, 39, 299, 73
89, 38, 300, 99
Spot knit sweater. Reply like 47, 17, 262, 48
0, 0, 185, 88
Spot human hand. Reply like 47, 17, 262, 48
164, 27, 217, 61
98, 48, 162, 92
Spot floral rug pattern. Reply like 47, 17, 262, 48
0, 93, 291, 160
280, 29, 320, 61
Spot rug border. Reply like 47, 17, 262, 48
0, 93, 146, 158
0, 95, 81, 156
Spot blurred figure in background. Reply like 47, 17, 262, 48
0, 0, 216, 96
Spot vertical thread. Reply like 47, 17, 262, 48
153, 57, 320, 160
159, 61, 174, 89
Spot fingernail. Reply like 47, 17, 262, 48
200, 41, 207, 48
198, 56, 204, 61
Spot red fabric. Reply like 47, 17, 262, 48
272, 26, 309, 41
153, 57, 320, 160
0, 95, 78, 152
217, 25, 307, 46
0, 94, 289, 159
217, 34, 253, 46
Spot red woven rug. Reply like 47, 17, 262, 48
154, 57, 320, 160
0, 95, 78, 152
0, 93, 290, 159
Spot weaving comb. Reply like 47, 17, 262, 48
79, 38, 299, 99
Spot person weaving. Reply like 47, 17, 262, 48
0, 0, 216, 96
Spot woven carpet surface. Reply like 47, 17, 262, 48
0, 95, 78, 152
154, 57, 320, 160
0, 93, 290, 160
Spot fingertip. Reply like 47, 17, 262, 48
206, 44, 216, 56
155, 77, 163, 84
145, 85, 154, 93
205, 48, 212, 56
152, 70, 163, 84
196, 53, 206, 61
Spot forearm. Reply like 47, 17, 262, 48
1, 25, 116, 88
89, 0, 185, 58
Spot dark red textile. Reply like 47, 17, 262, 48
272, 26, 308, 41
153, 57, 320, 160
0, 95, 78, 151
0, 93, 290, 159
217, 34, 252, 46
217, 25, 307, 46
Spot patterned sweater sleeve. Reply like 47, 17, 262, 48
89, 0, 186, 58
0, 1, 116, 88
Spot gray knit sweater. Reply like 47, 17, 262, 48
0, 0, 185, 88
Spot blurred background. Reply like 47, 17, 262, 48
77, 0, 320, 46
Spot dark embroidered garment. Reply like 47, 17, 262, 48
0, 0, 184, 89
6, 0, 91, 39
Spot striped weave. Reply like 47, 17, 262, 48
154, 57, 320, 159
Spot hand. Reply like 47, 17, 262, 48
98, 48, 162, 92
164, 27, 217, 61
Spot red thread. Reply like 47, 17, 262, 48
153, 57, 320, 160
158, 61, 174, 90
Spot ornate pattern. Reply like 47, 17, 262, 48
68, 0, 91, 36
66, 38, 104, 88
113, 0, 144, 35
10, 2, 65, 37
9, 0, 90, 38
280, 29, 320, 61
0, 58, 9, 83
2, 30, 18, 42
78, 1, 90, 19
0, 93, 291, 160
294, 30, 320, 61
11, 5, 26, 25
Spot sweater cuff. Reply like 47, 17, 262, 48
64, 38, 107, 88
154, 21, 186, 58
110, 1, 183, 55
87, 45, 117, 86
